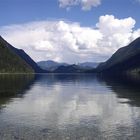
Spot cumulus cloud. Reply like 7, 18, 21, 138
0, 15, 140, 63
97, 15, 136, 51
59, 0, 101, 10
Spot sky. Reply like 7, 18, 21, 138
0, 0, 140, 63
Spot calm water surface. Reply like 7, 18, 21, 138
0, 74, 140, 140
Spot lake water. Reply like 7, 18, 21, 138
0, 74, 140, 140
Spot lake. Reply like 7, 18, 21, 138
0, 74, 140, 140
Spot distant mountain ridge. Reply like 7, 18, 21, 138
37, 60, 68, 71
53, 64, 86, 73
78, 62, 99, 69
37, 60, 99, 72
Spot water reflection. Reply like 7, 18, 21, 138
0, 74, 35, 110
99, 74, 140, 107
36, 74, 140, 107
0, 74, 140, 139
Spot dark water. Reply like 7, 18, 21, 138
0, 74, 140, 140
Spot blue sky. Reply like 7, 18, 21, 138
0, 0, 140, 63
0, 0, 140, 28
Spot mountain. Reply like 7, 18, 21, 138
0, 36, 34, 73
37, 60, 68, 71
0, 36, 47, 73
37, 60, 99, 72
54, 64, 86, 73
77, 62, 99, 69
97, 37, 140, 74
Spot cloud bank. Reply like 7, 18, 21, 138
59, 0, 101, 10
0, 15, 140, 63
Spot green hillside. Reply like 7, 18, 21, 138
0, 38, 34, 73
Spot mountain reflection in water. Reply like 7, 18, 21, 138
99, 74, 140, 107
0, 74, 140, 140
0, 74, 35, 110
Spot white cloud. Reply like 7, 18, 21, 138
0, 15, 140, 63
96, 15, 137, 51
59, 0, 101, 10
